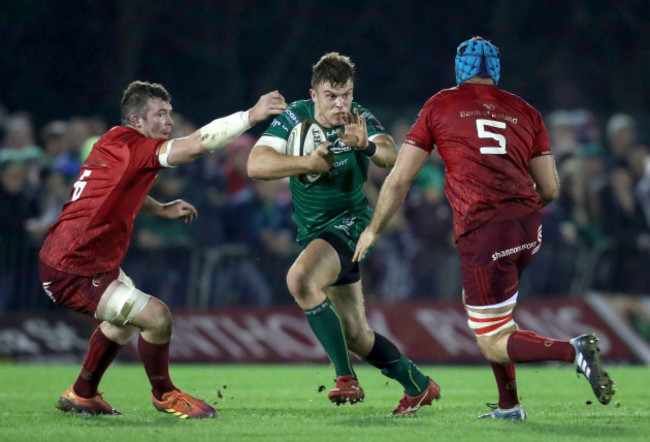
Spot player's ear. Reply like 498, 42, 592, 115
130, 114, 141, 128
309, 88, 317, 101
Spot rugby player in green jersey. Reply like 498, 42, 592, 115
248, 52, 440, 415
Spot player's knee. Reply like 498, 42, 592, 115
477, 335, 500, 362
466, 304, 517, 362
142, 298, 173, 337
286, 265, 316, 302
477, 330, 514, 363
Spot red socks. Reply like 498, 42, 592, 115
488, 330, 576, 409
137, 335, 177, 400
490, 362, 518, 409
74, 327, 122, 398
507, 330, 576, 363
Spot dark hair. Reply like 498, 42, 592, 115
120, 81, 171, 126
311, 52, 355, 89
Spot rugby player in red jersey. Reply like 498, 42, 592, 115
39, 81, 286, 418
354, 37, 615, 419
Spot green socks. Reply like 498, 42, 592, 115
304, 298, 355, 378
382, 354, 430, 396
366, 332, 429, 396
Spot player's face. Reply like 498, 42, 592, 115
311, 80, 354, 128
136, 98, 174, 139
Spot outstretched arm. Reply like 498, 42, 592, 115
352, 143, 429, 262
163, 91, 288, 166
139, 196, 198, 224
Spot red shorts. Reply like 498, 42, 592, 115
457, 211, 542, 308
39, 258, 120, 317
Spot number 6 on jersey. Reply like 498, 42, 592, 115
71, 170, 92, 201
476, 119, 507, 155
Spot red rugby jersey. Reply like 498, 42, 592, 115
406, 83, 551, 240
40, 127, 165, 276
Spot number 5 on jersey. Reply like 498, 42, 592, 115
71, 170, 92, 201
476, 119, 506, 155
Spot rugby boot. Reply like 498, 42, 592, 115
478, 403, 526, 420
570, 334, 615, 405
390, 377, 441, 416
328, 375, 365, 405
57, 385, 122, 415
152, 389, 216, 419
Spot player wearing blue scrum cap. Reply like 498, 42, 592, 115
355, 36, 615, 420
455, 36, 501, 85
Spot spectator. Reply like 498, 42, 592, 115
605, 113, 637, 163
127, 168, 198, 307
0, 160, 39, 311
596, 162, 650, 293
222, 178, 296, 305
362, 163, 417, 301
79, 116, 109, 162
632, 144, 650, 229
1, 114, 47, 189
546, 110, 579, 163
403, 156, 460, 299
25, 168, 70, 243
40, 120, 81, 182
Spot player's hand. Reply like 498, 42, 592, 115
158, 199, 198, 224
352, 228, 379, 262
309, 141, 334, 172
336, 108, 369, 150
248, 91, 288, 125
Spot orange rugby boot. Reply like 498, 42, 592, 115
152, 389, 216, 419
57, 385, 122, 415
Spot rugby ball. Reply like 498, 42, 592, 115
286, 120, 327, 184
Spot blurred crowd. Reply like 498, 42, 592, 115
1, 107, 649, 312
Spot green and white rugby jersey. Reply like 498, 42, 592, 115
261, 99, 387, 246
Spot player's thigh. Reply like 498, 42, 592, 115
288, 238, 341, 290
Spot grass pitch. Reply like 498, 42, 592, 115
0, 363, 648, 441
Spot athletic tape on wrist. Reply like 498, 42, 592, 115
362, 141, 377, 157
200, 110, 251, 153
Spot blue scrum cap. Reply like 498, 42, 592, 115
455, 37, 500, 85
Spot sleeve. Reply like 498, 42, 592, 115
255, 135, 286, 154
405, 99, 436, 153
128, 134, 166, 170
263, 107, 299, 141
259, 103, 310, 154
531, 111, 552, 158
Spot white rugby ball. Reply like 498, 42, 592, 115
286, 119, 327, 184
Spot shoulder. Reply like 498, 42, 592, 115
497, 88, 540, 114
286, 100, 314, 122
98, 126, 142, 145
263, 100, 314, 138
419, 86, 459, 112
